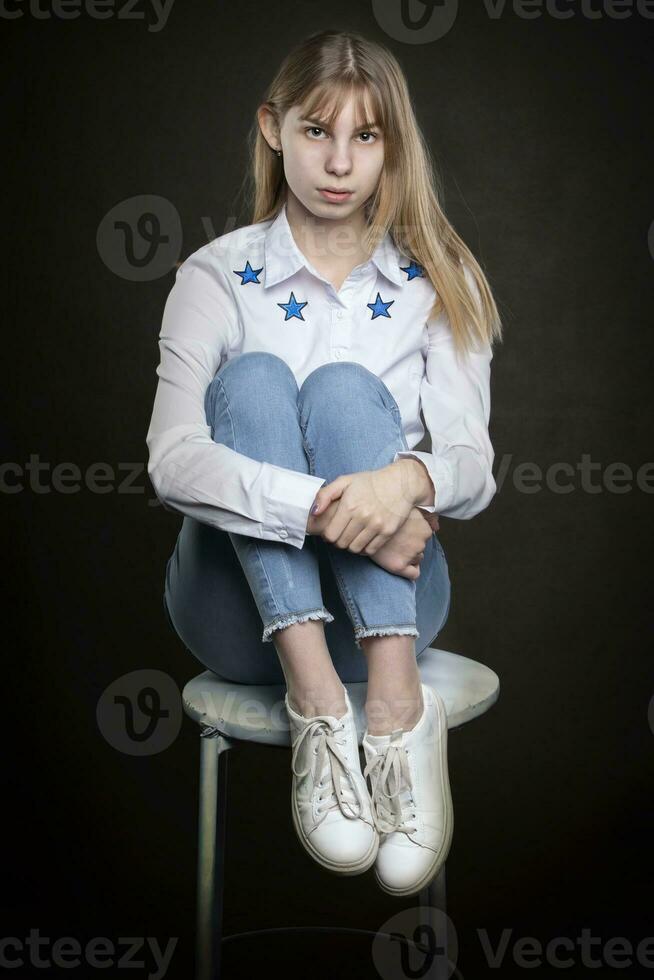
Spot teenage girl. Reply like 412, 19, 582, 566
146, 29, 502, 897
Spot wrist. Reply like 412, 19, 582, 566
396, 458, 436, 508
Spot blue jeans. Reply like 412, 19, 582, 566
162, 352, 451, 685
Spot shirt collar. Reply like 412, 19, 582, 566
262, 200, 404, 289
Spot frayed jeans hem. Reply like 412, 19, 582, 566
262, 607, 335, 644
353, 625, 419, 651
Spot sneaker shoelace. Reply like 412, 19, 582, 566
364, 743, 418, 837
291, 717, 365, 825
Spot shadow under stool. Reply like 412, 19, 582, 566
182, 646, 500, 980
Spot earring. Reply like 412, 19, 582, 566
276, 149, 282, 157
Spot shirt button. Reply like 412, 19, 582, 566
279, 528, 288, 539
334, 350, 342, 359
336, 311, 344, 319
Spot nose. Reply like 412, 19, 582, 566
324, 139, 353, 176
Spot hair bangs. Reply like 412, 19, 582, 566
299, 79, 385, 133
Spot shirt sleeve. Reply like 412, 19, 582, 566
145, 249, 326, 549
393, 266, 497, 520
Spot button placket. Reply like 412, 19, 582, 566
330, 302, 350, 361
327, 263, 375, 361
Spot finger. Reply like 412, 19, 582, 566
347, 525, 380, 554
312, 475, 351, 515
323, 509, 354, 546
312, 488, 338, 515
336, 519, 366, 550
362, 532, 388, 556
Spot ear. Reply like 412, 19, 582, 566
257, 103, 281, 153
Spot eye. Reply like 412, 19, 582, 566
304, 127, 379, 143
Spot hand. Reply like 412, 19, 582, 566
367, 507, 435, 580
308, 503, 434, 580
306, 498, 339, 538
309, 464, 418, 555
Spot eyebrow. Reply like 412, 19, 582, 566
300, 116, 380, 131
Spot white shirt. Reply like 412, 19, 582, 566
146, 201, 496, 549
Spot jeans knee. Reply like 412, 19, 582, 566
218, 351, 296, 387
302, 359, 375, 388
298, 360, 398, 420
205, 352, 298, 423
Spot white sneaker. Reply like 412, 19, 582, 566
285, 686, 379, 875
362, 683, 453, 896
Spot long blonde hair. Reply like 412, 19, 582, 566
239, 29, 503, 357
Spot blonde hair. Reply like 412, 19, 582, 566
240, 29, 503, 357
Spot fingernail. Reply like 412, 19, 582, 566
311, 503, 318, 515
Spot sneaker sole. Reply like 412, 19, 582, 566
291, 782, 380, 876
374, 690, 454, 897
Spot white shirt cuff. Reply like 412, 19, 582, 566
263, 464, 327, 549
393, 450, 455, 514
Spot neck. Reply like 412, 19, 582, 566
284, 190, 370, 270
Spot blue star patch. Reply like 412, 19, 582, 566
400, 260, 424, 281
277, 291, 308, 321
233, 260, 263, 285
366, 292, 395, 320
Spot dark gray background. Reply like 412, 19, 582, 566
3, 2, 653, 978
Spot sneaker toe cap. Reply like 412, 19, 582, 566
311, 817, 376, 866
376, 839, 444, 892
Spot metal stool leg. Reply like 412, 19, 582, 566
418, 864, 449, 980
195, 729, 234, 980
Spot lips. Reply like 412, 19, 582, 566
319, 188, 354, 202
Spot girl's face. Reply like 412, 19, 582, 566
275, 95, 385, 221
